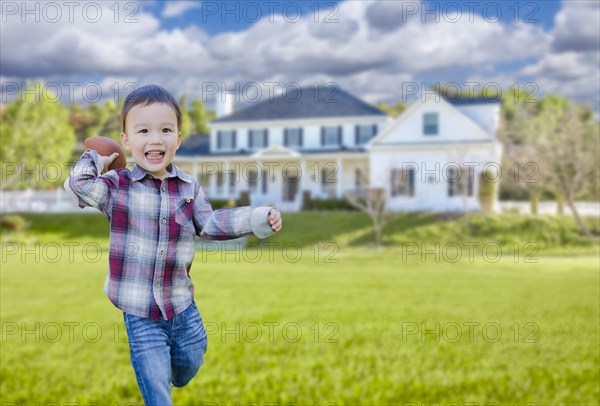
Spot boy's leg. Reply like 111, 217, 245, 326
123, 312, 173, 406
170, 300, 208, 387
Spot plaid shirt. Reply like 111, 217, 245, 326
65, 149, 275, 320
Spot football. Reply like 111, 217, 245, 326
83, 136, 127, 170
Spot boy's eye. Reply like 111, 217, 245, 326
162, 128, 172, 133
138, 129, 147, 133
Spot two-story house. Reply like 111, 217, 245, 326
175, 87, 502, 212
176, 86, 390, 211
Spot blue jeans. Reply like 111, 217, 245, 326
123, 300, 208, 406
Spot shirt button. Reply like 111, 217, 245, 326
155, 282, 160, 288
161, 186, 166, 192
186, 198, 191, 203
159, 250, 164, 256
162, 218, 166, 224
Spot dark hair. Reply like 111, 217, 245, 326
121, 85, 182, 133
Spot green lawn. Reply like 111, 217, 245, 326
1, 213, 599, 404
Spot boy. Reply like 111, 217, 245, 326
64, 85, 282, 405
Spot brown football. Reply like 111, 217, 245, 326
83, 136, 127, 170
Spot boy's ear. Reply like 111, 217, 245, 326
176, 131, 182, 149
120, 132, 131, 151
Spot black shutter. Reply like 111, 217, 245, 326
232, 131, 237, 149
217, 131, 222, 149
372, 124, 377, 140
337, 126, 342, 145
355, 125, 359, 145
299, 128, 303, 147
321, 127, 325, 146
264, 129, 268, 147
249, 130, 253, 148
391, 169, 396, 197
284, 129, 288, 146
262, 169, 268, 194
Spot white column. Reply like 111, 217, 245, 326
337, 157, 343, 198
224, 160, 230, 198
300, 159, 307, 192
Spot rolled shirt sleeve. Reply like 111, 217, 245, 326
192, 182, 276, 240
66, 149, 119, 213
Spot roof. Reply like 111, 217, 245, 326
212, 85, 386, 123
444, 95, 501, 105
177, 134, 210, 156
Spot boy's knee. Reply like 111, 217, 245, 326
171, 356, 204, 387
171, 364, 201, 387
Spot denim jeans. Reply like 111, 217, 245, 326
123, 300, 208, 406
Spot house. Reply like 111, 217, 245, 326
174, 86, 502, 212
367, 94, 502, 212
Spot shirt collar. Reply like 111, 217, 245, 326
130, 162, 193, 183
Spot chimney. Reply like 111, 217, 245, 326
216, 92, 234, 118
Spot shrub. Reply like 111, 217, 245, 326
0, 214, 28, 232
306, 198, 358, 211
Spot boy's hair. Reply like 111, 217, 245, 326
121, 85, 182, 133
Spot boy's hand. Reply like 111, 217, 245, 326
99, 153, 120, 173
268, 208, 282, 232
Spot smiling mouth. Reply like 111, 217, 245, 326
145, 150, 165, 159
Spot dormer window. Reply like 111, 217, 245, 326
249, 129, 268, 148
217, 130, 236, 149
321, 126, 341, 146
284, 128, 303, 147
423, 113, 438, 136
356, 125, 377, 145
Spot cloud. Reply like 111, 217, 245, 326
518, 1, 600, 112
0, 0, 596, 113
551, 1, 600, 52
161, 1, 202, 19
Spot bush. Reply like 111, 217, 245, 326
0, 214, 28, 232
306, 198, 358, 211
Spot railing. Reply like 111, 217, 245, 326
1, 188, 599, 216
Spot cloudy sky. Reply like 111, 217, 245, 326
1, 0, 598, 114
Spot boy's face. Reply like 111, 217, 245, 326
120, 102, 182, 180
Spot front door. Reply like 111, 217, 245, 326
283, 175, 299, 202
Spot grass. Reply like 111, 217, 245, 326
1, 212, 599, 404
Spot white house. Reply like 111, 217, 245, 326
174, 86, 502, 212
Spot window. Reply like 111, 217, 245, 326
216, 171, 225, 194
284, 128, 302, 147
248, 169, 258, 193
356, 125, 376, 145
447, 166, 474, 197
228, 171, 235, 195
217, 130, 236, 149
355, 168, 368, 190
262, 168, 268, 194
321, 126, 341, 146
321, 164, 337, 197
423, 113, 438, 135
391, 168, 415, 197
249, 129, 268, 148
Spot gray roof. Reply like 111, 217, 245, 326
445, 96, 501, 105
212, 85, 386, 123
178, 134, 210, 157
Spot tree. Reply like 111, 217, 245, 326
179, 95, 191, 139
377, 102, 406, 118
527, 97, 599, 236
0, 81, 76, 190
497, 88, 545, 212
345, 188, 387, 248
189, 99, 210, 134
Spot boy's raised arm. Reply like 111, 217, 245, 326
192, 183, 277, 240
65, 149, 120, 214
